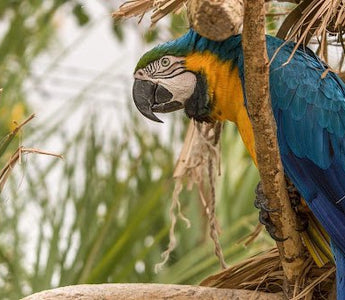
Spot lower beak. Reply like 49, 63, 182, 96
132, 79, 183, 123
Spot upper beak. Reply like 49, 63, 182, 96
132, 79, 183, 123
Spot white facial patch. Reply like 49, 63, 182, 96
155, 72, 197, 105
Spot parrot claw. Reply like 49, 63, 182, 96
268, 231, 289, 242
255, 181, 288, 242
254, 182, 279, 212
255, 180, 309, 239
258, 206, 288, 242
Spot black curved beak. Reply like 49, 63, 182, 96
132, 79, 183, 123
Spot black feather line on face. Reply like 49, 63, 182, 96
153, 68, 187, 79
184, 73, 213, 123
155, 60, 184, 75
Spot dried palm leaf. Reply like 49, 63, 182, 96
200, 247, 336, 299
152, 0, 186, 23
113, 0, 187, 24
277, 0, 345, 59
156, 121, 227, 272
113, 0, 153, 22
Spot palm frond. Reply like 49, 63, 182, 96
113, 0, 187, 24
201, 248, 336, 299
277, 0, 345, 57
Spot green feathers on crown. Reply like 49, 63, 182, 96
134, 31, 198, 72
134, 29, 244, 73
135, 47, 169, 72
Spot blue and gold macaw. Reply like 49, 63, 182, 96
132, 29, 345, 298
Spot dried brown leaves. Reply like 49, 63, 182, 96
175, 121, 226, 269
201, 248, 336, 299
277, 0, 345, 60
113, 0, 187, 24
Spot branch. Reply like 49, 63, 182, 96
187, 0, 243, 41
22, 283, 284, 300
242, 0, 306, 294
265, 0, 301, 3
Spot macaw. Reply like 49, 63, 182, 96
132, 29, 345, 298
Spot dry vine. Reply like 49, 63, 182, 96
155, 121, 227, 271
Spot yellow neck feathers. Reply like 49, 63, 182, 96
185, 51, 257, 163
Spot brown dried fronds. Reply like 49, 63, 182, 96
154, 179, 190, 273
113, 0, 153, 21
0, 114, 63, 192
200, 247, 335, 299
176, 121, 226, 269
155, 121, 227, 271
0, 147, 63, 192
277, 0, 345, 61
151, 0, 186, 24
113, 0, 187, 25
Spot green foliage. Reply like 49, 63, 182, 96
0, 114, 272, 299
112, 19, 124, 42
144, 29, 159, 44
72, 3, 90, 26
266, 2, 296, 36
170, 12, 189, 38
0, 115, 169, 298
0, 0, 93, 154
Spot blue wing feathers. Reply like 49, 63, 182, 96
289, 87, 308, 120
261, 37, 345, 298
281, 153, 345, 251
267, 37, 345, 167
317, 107, 331, 128
265, 36, 345, 205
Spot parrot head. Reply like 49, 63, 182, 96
132, 31, 213, 123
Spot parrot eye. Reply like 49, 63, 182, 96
161, 57, 170, 67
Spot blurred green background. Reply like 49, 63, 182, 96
0, 1, 296, 299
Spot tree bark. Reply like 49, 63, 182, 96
22, 283, 284, 300
242, 0, 306, 294
187, 0, 243, 41
265, 0, 301, 3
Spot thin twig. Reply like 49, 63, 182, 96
0, 145, 62, 192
